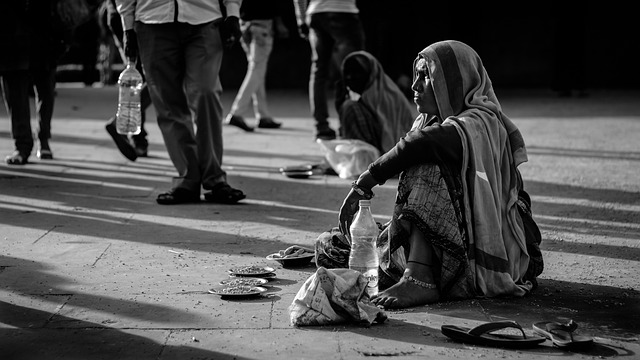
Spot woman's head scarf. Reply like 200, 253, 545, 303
415, 40, 527, 166
341, 51, 417, 153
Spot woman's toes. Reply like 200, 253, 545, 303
378, 296, 395, 308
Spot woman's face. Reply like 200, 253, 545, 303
412, 58, 438, 115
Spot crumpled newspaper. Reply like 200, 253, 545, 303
289, 267, 387, 327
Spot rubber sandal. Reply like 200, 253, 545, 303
441, 321, 546, 349
533, 320, 593, 349
204, 183, 246, 204
5, 151, 28, 165
156, 189, 201, 205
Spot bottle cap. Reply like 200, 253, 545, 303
359, 200, 371, 206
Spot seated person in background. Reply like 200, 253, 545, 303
321, 40, 542, 309
335, 51, 416, 154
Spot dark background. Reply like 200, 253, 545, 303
58, 1, 639, 91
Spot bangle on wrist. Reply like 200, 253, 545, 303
351, 181, 374, 199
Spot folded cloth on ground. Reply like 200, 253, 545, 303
289, 267, 387, 326
314, 227, 351, 269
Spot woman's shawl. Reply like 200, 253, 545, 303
343, 51, 417, 153
418, 41, 533, 297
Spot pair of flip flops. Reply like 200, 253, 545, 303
441, 319, 593, 349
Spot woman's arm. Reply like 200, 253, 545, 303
368, 122, 463, 184
338, 120, 463, 236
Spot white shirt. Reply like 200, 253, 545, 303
294, 0, 359, 25
116, 0, 241, 30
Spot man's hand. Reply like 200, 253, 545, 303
297, 23, 309, 40
221, 16, 241, 48
123, 30, 138, 61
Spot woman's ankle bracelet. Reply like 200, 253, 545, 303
402, 274, 437, 289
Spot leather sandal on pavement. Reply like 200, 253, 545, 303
156, 189, 201, 205
204, 183, 246, 204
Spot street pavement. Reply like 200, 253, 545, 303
1, 85, 639, 359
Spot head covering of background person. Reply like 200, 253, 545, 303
342, 51, 417, 153
418, 40, 531, 297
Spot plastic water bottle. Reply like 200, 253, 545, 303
349, 199, 380, 297
115, 59, 143, 135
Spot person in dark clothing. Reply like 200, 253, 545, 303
334, 51, 415, 154
104, 0, 150, 161
294, 0, 366, 140
1, 1, 35, 165
30, 0, 71, 160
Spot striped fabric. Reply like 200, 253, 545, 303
420, 41, 533, 297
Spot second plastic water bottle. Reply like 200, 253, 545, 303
349, 199, 380, 297
116, 59, 143, 135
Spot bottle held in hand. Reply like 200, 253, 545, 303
348, 199, 380, 297
116, 59, 143, 135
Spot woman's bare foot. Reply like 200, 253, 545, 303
371, 277, 439, 309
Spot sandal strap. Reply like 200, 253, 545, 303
468, 320, 527, 339
545, 320, 578, 341
546, 319, 578, 333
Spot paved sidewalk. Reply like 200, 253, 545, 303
1, 85, 639, 359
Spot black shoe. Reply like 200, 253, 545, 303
156, 188, 201, 205
37, 148, 53, 160
5, 151, 28, 165
37, 140, 53, 160
315, 126, 336, 140
135, 145, 148, 157
105, 117, 137, 161
204, 183, 246, 204
257, 117, 282, 129
225, 115, 254, 132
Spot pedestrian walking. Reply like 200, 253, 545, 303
115, 0, 246, 205
224, 0, 292, 132
293, 0, 365, 140
104, 0, 150, 161
1, 1, 34, 165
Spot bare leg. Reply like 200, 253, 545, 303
372, 223, 440, 308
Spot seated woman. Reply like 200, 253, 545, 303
335, 51, 416, 154
332, 40, 543, 308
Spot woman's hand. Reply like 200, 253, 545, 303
338, 188, 363, 237
339, 170, 379, 236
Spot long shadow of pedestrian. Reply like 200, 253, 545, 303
0, 301, 252, 360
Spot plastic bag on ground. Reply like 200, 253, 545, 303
317, 139, 380, 179
289, 267, 387, 327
